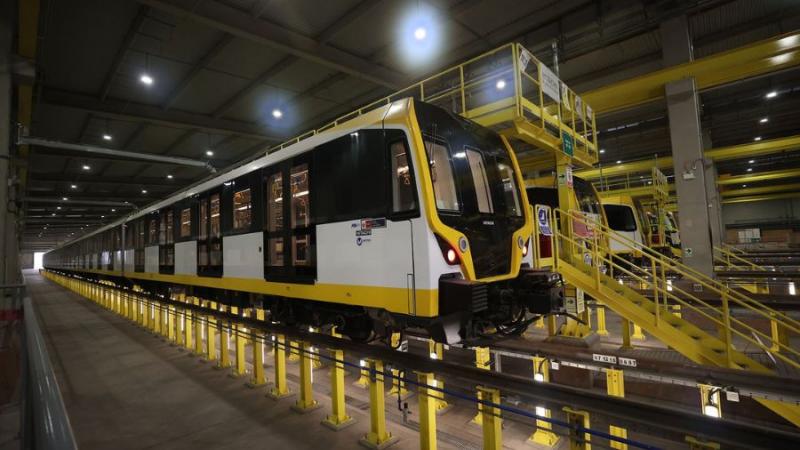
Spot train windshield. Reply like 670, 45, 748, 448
414, 100, 524, 278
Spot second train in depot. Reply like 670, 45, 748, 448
44, 99, 562, 344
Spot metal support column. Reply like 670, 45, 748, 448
359, 359, 396, 449
620, 319, 633, 349
288, 340, 301, 363
529, 356, 559, 446
417, 372, 437, 450
563, 407, 591, 450
322, 337, 355, 431
606, 368, 627, 450
427, 340, 449, 413
183, 298, 194, 351
266, 334, 292, 399
292, 341, 320, 413
662, 15, 715, 277
247, 308, 267, 387
478, 386, 502, 450
388, 332, 408, 398
472, 347, 491, 425
193, 298, 203, 355
216, 305, 232, 369
205, 301, 217, 362
231, 307, 247, 377
596, 304, 609, 336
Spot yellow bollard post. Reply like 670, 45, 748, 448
193, 298, 204, 355
266, 334, 292, 399
478, 386, 502, 450
620, 319, 633, 349
427, 340, 450, 413
528, 356, 559, 447
596, 303, 609, 336
471, 347, 491, 426
631, 323, 646, 341
184, 299, 194, 352
685, 436, 720, 450
563, 407, 591, 450
387, 333, 408, 398
205, 301, 217, 363
606, 368, 627, 450
167, 305, 177, 343
359, 359, 397, 449
216, 305, 232, 369
231, 307, 247, 377
354, 359, 370, 388
417, 372, 437, 450
247, 308, 267, 387
288, 340, 301, 363
291, 341, 320, 413
322, 334, 355, 430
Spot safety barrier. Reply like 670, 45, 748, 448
713, 244, 767, 271
39, 269, 795, 448
550, 208, 800, 426
267, 42, 598, 168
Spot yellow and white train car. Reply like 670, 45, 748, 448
44, 98, 562, 343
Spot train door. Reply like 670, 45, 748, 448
198, 190, 223, 277
264, 155, 315, 282
159, 208, 175, 274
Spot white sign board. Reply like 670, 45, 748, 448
518, 48, 532, 73
536, 205, 553, 236
540, 64, 560, 102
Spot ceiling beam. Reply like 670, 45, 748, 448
100, 6, 149, 101
137, 0, 407, 90
29, 173, 189, 187
42, 87, 282, 141
163, 33, 235, 110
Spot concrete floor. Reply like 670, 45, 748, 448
26, 270, 472, 450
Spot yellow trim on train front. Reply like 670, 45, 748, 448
405, 100, 533, 283
67, 268, 439, 318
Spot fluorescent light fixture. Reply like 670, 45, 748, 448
206, 150, 214, 156
70, 184, 77, 189
754, 136, 762, 141
82, 165, 91, 170
495, 79, 506, 90
599, 148, 606, 154
111, 208, 116, 212
766, 91, 777, 99
272, 109, 283, 119
742, 184, 747, 188
759, 117, 768, 123
748, 160, 755, 163
56, 206, 61, 210
616, 160, 622, 164
62, 197, 68, 201
414, 26, 427, 40
140, 74, 154, 85
747, 168, 753, 172
101, 215, 105, 218
167, 174, 173, 179
790, 282, 796, 296
141, 189, 148, 194
102, 134, 112, 141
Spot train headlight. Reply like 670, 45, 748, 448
522, 239, 529, 257
446, 248, 458, 264
435, 234, 461, 266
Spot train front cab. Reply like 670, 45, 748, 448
601, 194, 645, 265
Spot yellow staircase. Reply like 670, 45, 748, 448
550, 208, 800, 426
713, 244, 767, 271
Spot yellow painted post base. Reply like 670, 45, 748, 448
478, 386, 502, 450
563, 407, 591, 450
322, 348, 356, 431
596, 304, 609, 336
267, 335, 292, 400
291, 341, 321, 414
631, 323, 646, 341
288, 340, 301, 363
529, 428, 559, 447
387, 368, 409, 399
247, 333, 268, 388
354, 362, 370, 389
359, 359, 397, 450
417, 372, 437, 450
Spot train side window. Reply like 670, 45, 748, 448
148, 217, 158, 245
198, 199, 209, 267
265, 172, 284, 267
233, 188, 252, 230
209, 194, 221, 266
180, 208, 191, 238
389, 139, 417, 214
291, 163, 311, 267
165, 211, 174, 244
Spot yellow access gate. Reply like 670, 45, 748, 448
547, 208, 800, 426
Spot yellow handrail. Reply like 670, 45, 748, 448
551, 208, 800, 369
713, 245, 766, 271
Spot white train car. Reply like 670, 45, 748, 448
44, 98, 562, 343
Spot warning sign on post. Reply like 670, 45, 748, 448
536, 205, 552, 236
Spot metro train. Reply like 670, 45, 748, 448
44, 98, 562, 344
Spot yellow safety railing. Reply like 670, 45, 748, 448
713, 245, 766, 271
551, 207, 800, 370
267, 43, 597, 166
